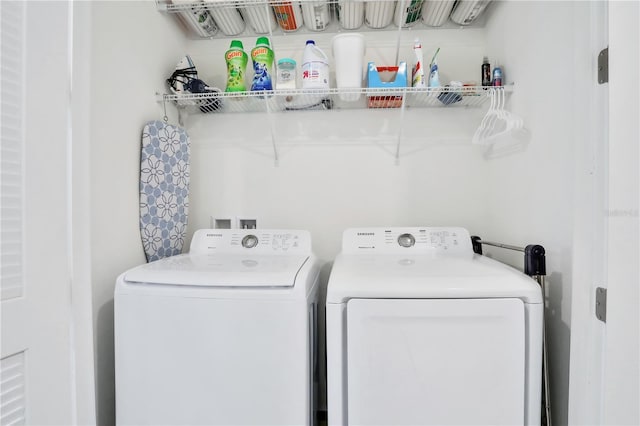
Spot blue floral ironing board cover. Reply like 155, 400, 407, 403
139, 120, 190, 262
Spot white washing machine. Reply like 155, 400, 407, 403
326, 227, 543, 426
115, 229, 321, 426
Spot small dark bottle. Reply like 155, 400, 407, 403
481, 56, 491, 87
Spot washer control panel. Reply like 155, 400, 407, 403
190, 229, 311, 254
342, 227, 473, 254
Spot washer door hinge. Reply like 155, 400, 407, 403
596, 287, 607, 322
598, 47, 609, 84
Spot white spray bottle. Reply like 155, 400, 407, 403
412, 39, 426, 88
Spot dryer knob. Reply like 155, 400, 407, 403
242, 234, 259, 248
397, 233, 415, 248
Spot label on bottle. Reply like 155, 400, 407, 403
301, 61, 329, 89
492, 67, 503, 87
481, 63, 491, 86
225, 49, 248, 92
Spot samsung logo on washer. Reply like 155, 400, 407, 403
357, 232, 375, 236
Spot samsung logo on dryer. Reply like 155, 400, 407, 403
206, 233, 223, 237
357, 232, 375, 236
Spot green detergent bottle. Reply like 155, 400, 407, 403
225, 40, 248, 92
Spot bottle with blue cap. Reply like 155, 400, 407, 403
277, 58, 297, 89
301, 40, 329, 90
492, 65, 503, 87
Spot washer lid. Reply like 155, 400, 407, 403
123, 253, 309, 288
326, 253, 543, 304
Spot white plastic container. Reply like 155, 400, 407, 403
301, 0, 331, 31
276, 58, 297, 89
365, 1, 396, 29
172, 0, 218, 37
203, 1, 245, 35
421, 0, 456, 27
332, 33, 366, 101
241, 0, 277, 34
450, 0, 492, 25
337, 0, 365, 30
301, 40, 330, 90
394, 0, 425, 27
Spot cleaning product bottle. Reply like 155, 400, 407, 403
412, 39, 426, 88
206, 5, 245, 36
492, 65, 503, 87
301, 40, 330, 90
394, 0, 425, 27
250, 37, 275, 92
301, 0, 331, 31
273, 1, 304, 31
225, 40, 248, 92
428, 47, 441, 89
481, 56, 491, 87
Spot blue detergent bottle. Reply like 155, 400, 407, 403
250, 37, 275, 92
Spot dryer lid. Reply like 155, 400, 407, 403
123, 254, 310, 288
326, 253, 543, 303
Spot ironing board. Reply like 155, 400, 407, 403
139, 120, 190, 262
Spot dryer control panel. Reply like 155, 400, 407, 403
190, 229, 312, 254
342, 227, 473, 254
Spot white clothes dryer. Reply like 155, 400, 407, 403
326, 227, 543, 426
115, 229, 321, 426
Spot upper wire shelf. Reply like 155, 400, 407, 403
156, 0, 488, 40
159, 86, 509, 114
159, 0, 302, 11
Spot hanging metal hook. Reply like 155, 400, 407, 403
163, 95, 169, 123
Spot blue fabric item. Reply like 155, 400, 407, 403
139, 120, 190, 263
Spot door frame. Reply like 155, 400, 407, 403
568, 1, 639, 424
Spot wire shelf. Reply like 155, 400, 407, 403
157, 0, 488, 39
159, 86, 508, 114
160, 0, 314, 12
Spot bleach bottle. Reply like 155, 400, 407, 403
250, 37, 275, 92
301, 40, 329, 90
225, 40, 248, 92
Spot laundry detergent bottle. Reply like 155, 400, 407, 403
225, 40, 248, 92
301, 40, 329, 90
250, 37, 275, 92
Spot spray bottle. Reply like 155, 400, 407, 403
412, 39, 426, 88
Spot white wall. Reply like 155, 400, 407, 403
484, 2, 599, 424
89, 3, 186, 425
184, 27, 493, 261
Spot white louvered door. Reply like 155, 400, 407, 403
1, 2, 74, 424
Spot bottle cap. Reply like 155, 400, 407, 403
230, 40, 244, 49
277, 58, 297, 66
256, 36, 270, 47
306, 40, 315, 45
